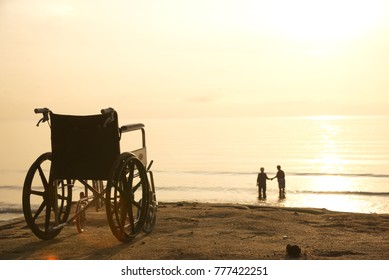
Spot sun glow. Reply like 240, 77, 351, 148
304, 192, 362, 213
314, 175, 353, 192
304, 175, 357, 212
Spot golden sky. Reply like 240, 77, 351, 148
1, 0, 389, 120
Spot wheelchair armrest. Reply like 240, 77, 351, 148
120, 123, 145, 133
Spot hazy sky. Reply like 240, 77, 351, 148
1, 0, 389, 120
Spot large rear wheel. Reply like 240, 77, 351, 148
22, 152, 73, 240
105, 153, 149, 242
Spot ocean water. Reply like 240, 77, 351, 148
1, 115, 389, 221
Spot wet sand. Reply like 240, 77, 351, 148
1, 202, 389, 260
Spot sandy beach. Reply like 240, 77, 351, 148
1, 202, 389, 260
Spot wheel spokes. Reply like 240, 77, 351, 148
125, 161, 135, 190
37, 166, 49, 191
32, 201, 47, 222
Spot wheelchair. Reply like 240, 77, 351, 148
22, 108, 157, 242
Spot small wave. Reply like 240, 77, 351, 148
0, 207, 23, 214
156, 185, 231, 192
0, 185, 23, 190
296, 190, 389, 197
290, 172, 389, 178
154, 169, 389, 178
155, 170, 257, 176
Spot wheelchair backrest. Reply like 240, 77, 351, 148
50, 111, 120, 180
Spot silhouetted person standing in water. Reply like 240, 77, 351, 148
272, 165, 286, 199
257, 167, 270, 199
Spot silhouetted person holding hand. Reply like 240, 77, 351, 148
256, 167, 270, 199
272, 165, 286, 199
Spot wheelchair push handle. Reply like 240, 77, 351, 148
101, 107, 115, 115
34, 108, 50, 114
34, 108, 50, 127
101, 107, 116, 127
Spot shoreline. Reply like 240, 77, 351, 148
1, 202, 389, 260
0, 202, 380, 225
1, 199, 388, 224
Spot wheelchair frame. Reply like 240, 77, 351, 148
22, 108, 157, 242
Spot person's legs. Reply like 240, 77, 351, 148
279, 187, 286, 199
278, 180, 286, 199
259, 186, 266, 199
